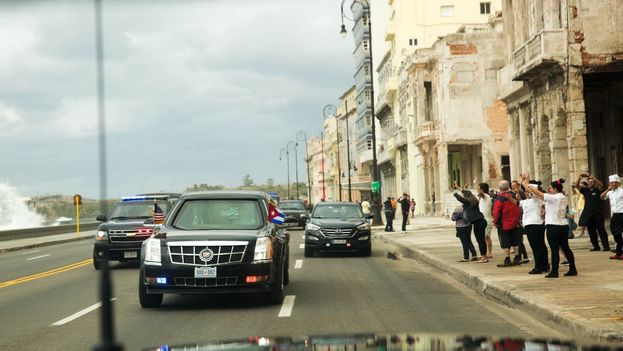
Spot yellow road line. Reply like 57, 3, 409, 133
0, 259, 93, 289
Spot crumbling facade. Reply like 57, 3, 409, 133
498, 0, 623, 184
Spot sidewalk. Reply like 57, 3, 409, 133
0, 230, 95, 254
375, 216, 623, 342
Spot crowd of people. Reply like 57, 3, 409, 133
448, 172, 623, 279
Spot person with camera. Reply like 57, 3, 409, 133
521, 175, 577, 278
576, 173, 611, 252
519, 180, 549, 274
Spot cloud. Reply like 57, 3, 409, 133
0, 0, 358, 198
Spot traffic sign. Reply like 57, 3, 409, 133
371, 181, 380, 192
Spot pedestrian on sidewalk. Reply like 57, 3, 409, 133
522, 175, 577, 278
451, 202, 477, 262
384, 197, 394, 232
391, 197, 397, 217
410, 199, 416, 219
511, 180, 531, 263
399, 193, 410, 232
600, 174, 623, 260
361, 198, 372, 224
576, 173, 611, 251
478, 183, 494, 259
574, 182, 588, 237
519, 181, 549, 274
493, 180, 522, 267
453, 185, 488, 262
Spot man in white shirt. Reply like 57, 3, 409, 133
601, 174, 623, 259
361, 198, 372, 224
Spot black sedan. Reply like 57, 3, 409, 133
303, 202, 372, 257
138, 190, 290, 308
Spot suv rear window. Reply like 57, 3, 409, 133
173, 199, 264, 230
280, 201, 305, 210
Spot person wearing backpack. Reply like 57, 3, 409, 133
493, 180, 522, 267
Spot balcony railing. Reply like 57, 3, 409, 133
415, 121, 437, 152
497, 64, 524, 100
394, 129, 407, 147
512, 29, 567, 81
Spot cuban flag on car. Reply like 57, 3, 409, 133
268, 201, 285, 225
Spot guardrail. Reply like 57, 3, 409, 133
0, 222, 100, 241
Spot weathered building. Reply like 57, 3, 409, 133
406, 20, 509, 215
497, 0, 623, 184
377, 0, 502, 209
306, 136, 324, 204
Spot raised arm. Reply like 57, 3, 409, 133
453, 192, 470, 206
521, 174, 545, 200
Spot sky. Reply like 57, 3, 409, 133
0, 0, 388, 199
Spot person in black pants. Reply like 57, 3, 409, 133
453, 188, 488, 262
600, 174, 623, 259
576, 174, 611, 251
523, 176, 576, 278
399, 193, 410, 232
519, 181, 549, 274
451, 204, 477, 262
383, 197, 394, 232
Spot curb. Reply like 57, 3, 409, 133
379, 232, 623, 342
0, 235, 93, 254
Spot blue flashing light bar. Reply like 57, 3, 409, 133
156, 277, 167, 284
121, 196, 148, 202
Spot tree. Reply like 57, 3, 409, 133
185, 183, 224, 192
242, 174, 254, 187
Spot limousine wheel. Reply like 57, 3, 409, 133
139, 269, 163, 308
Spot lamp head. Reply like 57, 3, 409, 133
340, 24, 347, 38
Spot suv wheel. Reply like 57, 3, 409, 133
284, 252, 290, 285
361, 245, 372, 257
265, 262, 284, 305
138, 269, 163, 308
93, 251, 103, 270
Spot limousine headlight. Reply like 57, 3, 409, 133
144, 238, 161, 265
254, 237, 273, 261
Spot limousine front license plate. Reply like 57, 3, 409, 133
331, 239, 347, 244
195, 266, 217, 278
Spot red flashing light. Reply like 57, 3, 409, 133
137, 227, 153, 235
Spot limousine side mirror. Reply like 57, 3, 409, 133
96, 214, 107, 222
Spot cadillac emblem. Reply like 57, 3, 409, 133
198, 248, 214, 263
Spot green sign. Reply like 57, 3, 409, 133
371, 181, 380, 192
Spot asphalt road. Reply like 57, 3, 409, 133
0, 229, 565, 350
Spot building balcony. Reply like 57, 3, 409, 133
394, 129, 407, 147
415, 121, 438, 153
386, 76, 398, 100
497, 63, 525, 101
512, 29, 567, 81
358, 148, 373, 164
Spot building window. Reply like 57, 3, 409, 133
501, 155, 511, 181
362, 15, 368, 26
424, 81, 432, 122
408, 38, 418, 46
364, 65, 370, 75
440, 5, 454, 17
367, 139, 373, 150
480, 2, 491, 14
363, 40, 369, 51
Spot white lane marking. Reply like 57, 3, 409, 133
301, 235, 305, 239
21, 250, 41, 255
26, 254, 51, 261
299, 244, 305, 249
278, 295, 296, 318
294, 259, 303, 269
51, 298, 117, 326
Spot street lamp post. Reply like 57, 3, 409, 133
297, 131, 311, 202
340, 0, 382, 225
345, 114, 352, 202
279, 147, 290, 199
288, 140, 298, 199
323, 104, 338, 202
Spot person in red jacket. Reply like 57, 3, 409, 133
493, 180, 522, 267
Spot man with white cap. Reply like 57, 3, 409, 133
600, 174, 623, 259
